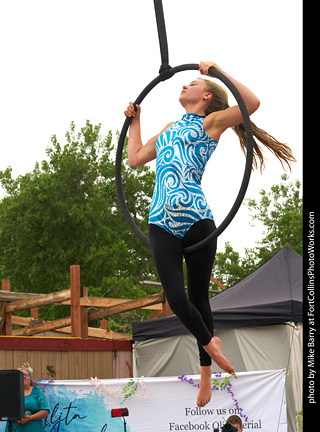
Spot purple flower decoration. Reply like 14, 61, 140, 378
178, 372, 249, 422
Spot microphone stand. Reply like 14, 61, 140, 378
122, 416, 127, 432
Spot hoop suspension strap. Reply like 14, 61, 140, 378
153, 0, 173, 80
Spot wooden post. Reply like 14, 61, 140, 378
81, 287, 89, 339
2, 280, 12, 335
5, 289, 71, 313
101, 320, 108, 331
161, 285, 171, 317
13, 316, 72, 336
210, 276, 227, 291
70, 265, 81, 338
31, 308, 39, 320
0, 301, 6, 333
87, 293, 164, 321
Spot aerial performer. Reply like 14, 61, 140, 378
124, 60, 295, 407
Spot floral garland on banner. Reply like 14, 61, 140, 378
178, 373, 249, 422
17, 363, 146, 402
90, 376, 147, 402
36, 378, 54, 391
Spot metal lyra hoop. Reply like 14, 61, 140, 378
115, 64, 254, 253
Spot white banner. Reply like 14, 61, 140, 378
0, 370, 287, 432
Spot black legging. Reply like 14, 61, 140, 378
149, 219, 217, 366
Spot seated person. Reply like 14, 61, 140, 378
226, 415, 243, 432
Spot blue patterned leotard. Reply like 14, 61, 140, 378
149, 113, 218, 239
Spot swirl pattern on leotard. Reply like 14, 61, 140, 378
149, 113, 218, 239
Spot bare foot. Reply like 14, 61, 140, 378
203, 337, 235, 374
197, 366, 212, 407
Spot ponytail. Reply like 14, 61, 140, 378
232, 122, 296, 172
202, 79, 296, 171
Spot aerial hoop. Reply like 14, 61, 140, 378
115, 64, 254, 253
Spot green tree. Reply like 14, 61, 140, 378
246, 174, 302, 261
0, 121, 157, 327
213, 174, 302, 287
212, 242, 256, 288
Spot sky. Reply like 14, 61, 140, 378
0, 0, 302, 256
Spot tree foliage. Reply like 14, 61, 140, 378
0, 123, 303, 329
213, 174, 302, 287
246, 174, 302, 259
212, 243, 256, 288
0, 121, 157, 327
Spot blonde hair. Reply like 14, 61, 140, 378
202, 78, 296, 171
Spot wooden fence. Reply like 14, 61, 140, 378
0, 336, 132, 379
0, 266, 225, 379
0, 265, 173, 379
0, 265, 171, 339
